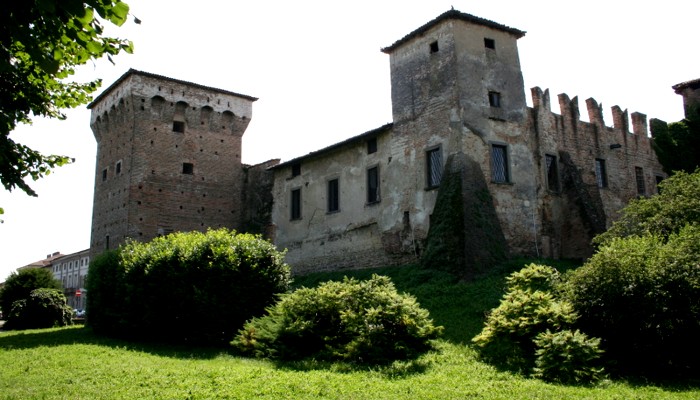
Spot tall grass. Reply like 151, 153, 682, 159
1, 260, 698, 399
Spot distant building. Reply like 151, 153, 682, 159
87, 10, 692, 275
13, 250, 89, 309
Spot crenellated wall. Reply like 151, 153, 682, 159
529, 87, 664, 259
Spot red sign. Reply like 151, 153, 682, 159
75, 289, 82, 297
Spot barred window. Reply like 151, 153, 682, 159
426, 147, 443, 188
635, 167, 645, 196
491, 144, 509, 183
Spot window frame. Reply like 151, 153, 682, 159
635, 166, 645, 196
491, 143, 510, 183
327, 178, 340, 213
367, 137, 377, 154
290, 188, 302, 221
367, 165, 380, 204
426, 145, 443, 189
595, 158, 608, 188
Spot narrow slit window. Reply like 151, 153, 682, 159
545, 154, 559, 191
115, 161, 122, 175
595, 159, 607, 188
291, 188, 301, 220
327, 178, 340, 213
367, 166, 380, 203
102, 168, 108, 181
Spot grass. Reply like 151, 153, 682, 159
1, 260, 698, 399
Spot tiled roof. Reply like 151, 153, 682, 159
269, 123, 393, 170
672, 78, 700, 93
381, 9, 525, 53
87, 69, 258, 109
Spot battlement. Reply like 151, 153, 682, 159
530, 86, 653, 153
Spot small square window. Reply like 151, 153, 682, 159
367, 137, 377, 154
291, 163, 301, 177
173, 120, 185, 133
430, 41, 439, 53
182, 162, 194, 175
484, 38, 495, 49
488, 91, 501, 108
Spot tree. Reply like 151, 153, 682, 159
593, 169, 700, 247
3, 288, 73, 330
0, 267, 62, 317
0, 0, 135, 205
651, 109, 700, 175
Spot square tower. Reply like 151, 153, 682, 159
87, 69, 257, 256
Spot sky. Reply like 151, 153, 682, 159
1, 0, 698, 280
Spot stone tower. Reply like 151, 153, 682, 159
87, 69, 257, 256
382, 10, 527, 132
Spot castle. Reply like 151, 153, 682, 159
88, 10, 684, 274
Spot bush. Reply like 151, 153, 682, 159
3, 288, 73, 330
472, 263, 605, 383
235, 275, 442, 364
86, 229, 291, 345
593, 169, 700, 246
471, 287, 577, 371
505, 263, 561, 293
562, 225, 700, 376
0, 268, 62, 318
533, 329, 605, 384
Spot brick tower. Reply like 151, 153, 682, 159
87, 69, 257, 256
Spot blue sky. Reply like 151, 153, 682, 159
1, 0, 698, 280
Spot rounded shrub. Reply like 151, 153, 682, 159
0, 267, 62, 318
235, 275, 442, 364
562, 225, 700, 376
86, 229, 291, 345
533, 329, 605, 384
3, 288, 73, 330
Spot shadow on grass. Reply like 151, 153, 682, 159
0, 325, 234, 360
271, 353, 432, 379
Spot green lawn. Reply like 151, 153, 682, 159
1, 261, 698, 399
